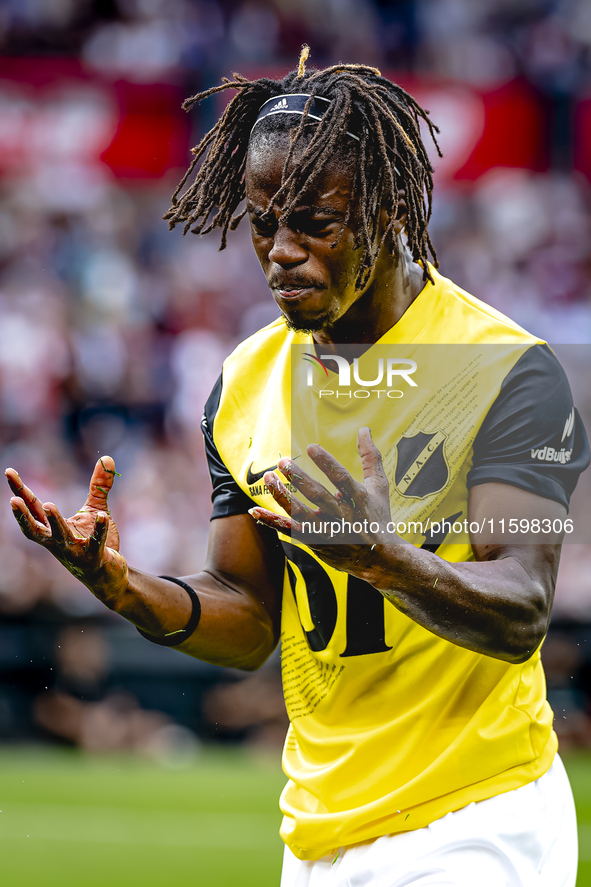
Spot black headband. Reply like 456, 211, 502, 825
250, 93, 360, 141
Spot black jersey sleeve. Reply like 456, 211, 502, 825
467, 344, 590, 509
201, 373, 253, 520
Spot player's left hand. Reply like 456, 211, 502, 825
249, 427, 400, 576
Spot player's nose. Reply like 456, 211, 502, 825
268, 226, 307, 267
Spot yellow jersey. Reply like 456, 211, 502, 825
201, 267, 589, 860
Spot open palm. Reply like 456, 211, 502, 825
5, 455, 127, 596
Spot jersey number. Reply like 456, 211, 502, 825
282, 542, 392, 657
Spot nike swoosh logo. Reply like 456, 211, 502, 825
246, 462, 278, 485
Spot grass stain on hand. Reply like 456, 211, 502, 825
99, 458, 121, 477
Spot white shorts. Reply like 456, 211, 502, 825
280, 756, 577, 887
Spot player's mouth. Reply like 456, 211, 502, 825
276, 286, 313, 301
271, 281, 326, 302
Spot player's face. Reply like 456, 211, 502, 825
245, 137, 365, 333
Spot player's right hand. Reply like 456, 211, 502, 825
5, 456, 129, 602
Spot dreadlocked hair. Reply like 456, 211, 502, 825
163, 47, 442, 287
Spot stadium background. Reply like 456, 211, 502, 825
0, 0, 590, 883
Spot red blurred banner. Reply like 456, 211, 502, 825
0, 57, 190, 182
390, 74, 549, 184
100, 81, 190, 179
0, 58, 561, 185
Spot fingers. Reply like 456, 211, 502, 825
357, 427, 389, 491
263, 471, 313, 519
10, 496, 52, 542
11, 492, 110, 566
5, 468, 50, 528
305, 445, 358, 502
43, 502, 76, 545
86, 512, 110, 560
84, 455, 119, 511
249, 506, 299, 533
278, 455, 344, 515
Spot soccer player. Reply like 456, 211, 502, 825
6, 50, 590, 885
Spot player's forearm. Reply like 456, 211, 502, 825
106, 566, 278, 671
358, 545, 551, 663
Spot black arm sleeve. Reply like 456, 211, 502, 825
201, 374, 253, 520
467, 344, 590, 509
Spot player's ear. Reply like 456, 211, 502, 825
392, 188, 407, 235
380, 189, 407, 239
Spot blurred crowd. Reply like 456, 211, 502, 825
2, 0, 591, 91
0, 0, 591, 753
